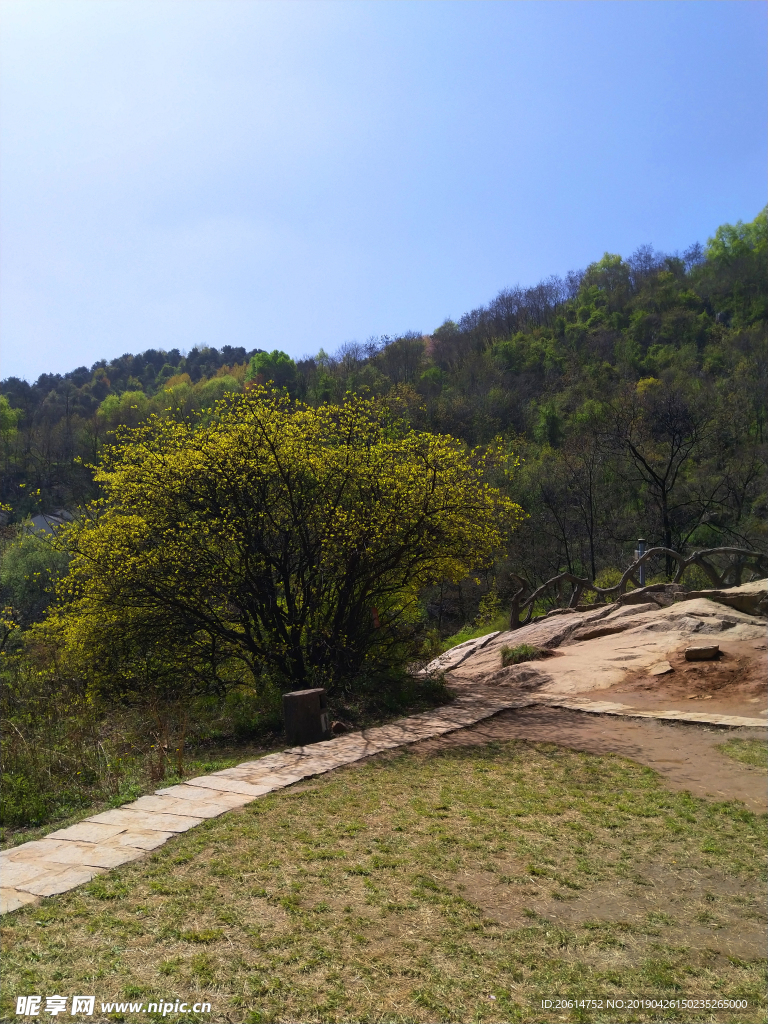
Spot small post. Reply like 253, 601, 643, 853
510, 594, 520, 630
282, 688, 331, 747
636, 538, 646, 587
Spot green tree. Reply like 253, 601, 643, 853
97, 390, 151, 429
1, 533, 70, 631
580, 252, 631, 310
706, 206, 767, 264
697, 207, 768, 326
43, 389, 521, 700
609, 376, 713, 571
245, 350, 297, 393
0, 395, 20, 483
0, 394, 19, 444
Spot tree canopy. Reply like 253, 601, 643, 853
41, 390, 520, 700
245, 349, 297, 393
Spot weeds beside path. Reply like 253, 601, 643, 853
1, 669, 452, 849
1, 739, 765, 1023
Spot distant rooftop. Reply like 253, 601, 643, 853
23, 510, 74, 536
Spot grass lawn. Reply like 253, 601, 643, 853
1, 740, 765, 1024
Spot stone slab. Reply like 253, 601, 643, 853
46, 822, 128, 844
255, 771, 298, 783
255, 772, 306, 786
0, 888, 40, 914
3, 840, 70, 862
184, 776, 276, 797
101, 830, 175, 851
541, 697, 766, 728
81, 845, 146, 868
295, 756, 353, 772
85, 808, 204, 832
285, 741, 363, 755
283, 749, 359, 765
265, 754, 341, 771
237, 755, 297, 769
18, 866, 105, 896
2, 859, 66, 888
685, 645, 720, 661
2, 839, 134, 872
368, 726, 428, 740
128, 794, 233, 818
153, 784, 250, 807
20, 840, 146, 869
210, 767, 274, 780
228, 765, 309, 778
552, 699, 636, 713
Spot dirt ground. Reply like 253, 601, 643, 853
408, 705, 768, 812
576, 638, 767, 718
448, 850, 767, 961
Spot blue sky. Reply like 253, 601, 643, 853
1, 0, 766, 382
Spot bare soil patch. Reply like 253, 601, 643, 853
587, 638, 768, 720
406, 705, 768, 811
452, 860, 766, 961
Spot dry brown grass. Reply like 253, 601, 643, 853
1, 740, 766, 1023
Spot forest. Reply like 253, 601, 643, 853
2, 207, 766, 632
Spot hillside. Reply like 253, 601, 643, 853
2, 208, 766, 627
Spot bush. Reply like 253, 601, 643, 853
593, 566, 636, 595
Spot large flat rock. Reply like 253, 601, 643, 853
444, 585, 767, 698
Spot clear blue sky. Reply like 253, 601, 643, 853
1, 0, 766, 382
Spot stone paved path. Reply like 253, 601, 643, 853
532, 694, 767, 728
2, 693, 764, 915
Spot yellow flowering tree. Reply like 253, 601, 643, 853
43, 389, 522, 700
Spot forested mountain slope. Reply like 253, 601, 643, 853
2, 209, 766, 619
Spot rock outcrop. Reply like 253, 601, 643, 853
431, 580, 767, 699
674, 578, 768, 617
